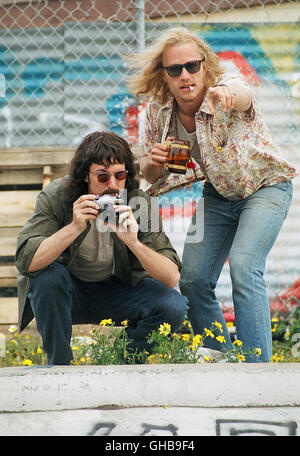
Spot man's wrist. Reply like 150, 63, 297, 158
125, 238, 142, 252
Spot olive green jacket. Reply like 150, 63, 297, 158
15, 177, 181, 331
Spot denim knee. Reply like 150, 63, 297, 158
155, 288, 188, 329
229, 253, 262, 288
29, 262, 71, 291
180, 275, 212, 298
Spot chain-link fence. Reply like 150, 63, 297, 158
0, 0, 299, 313
0, 0, 299, 148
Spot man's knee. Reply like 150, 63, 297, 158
229, 253, 261, 287
179, 275, 211, 297
29, 262, 71, 290
157, 288, 188, 329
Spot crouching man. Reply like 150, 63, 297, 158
15, 131, 187, 365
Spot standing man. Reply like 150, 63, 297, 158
128, 27, 297, 362
15, 131, 187, 365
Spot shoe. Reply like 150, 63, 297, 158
195, 346, 228, 363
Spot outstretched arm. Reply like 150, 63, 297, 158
207, 82, 252, 115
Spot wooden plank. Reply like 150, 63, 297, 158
0, 147, 75, 168
0, 166, 68, 186
0, 145, 142, 168
0, 168, 42, 186
0, 190, 39, 206
0, 227, 20, 256
0, 191, 39, 228
0, 206, 34, 228
0, 297, 18, 324
0, 264, 18, 287
0, 265, 17, 279
0, 278, 17, 287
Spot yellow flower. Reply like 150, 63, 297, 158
22, 359, 34, 366
204, 328, 214, 338
236, 353, 245, 362
226, 322, 234, 328
270, 353, 284, 363
181, 333, 190, 341
192, 334, 202, 346
214, 321, 223, 333
216, 335, 226, 344
89, 328, 96, 335
36, 348, 43, 355
147, 354, 163, 364
271, 324, 278, 333
204, 356, 213, 362
182, 320, 192, 328
99, 318, 113, 327
255, 348, 262, 357
233, 339, 243, 347
158, 323, 171, 336
216, 146, 222, 152
80, 357, 86, 363
121, 319, 129, 326
72, 346, 79, 351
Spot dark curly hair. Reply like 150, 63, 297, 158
64, 131, 139, 204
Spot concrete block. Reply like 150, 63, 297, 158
0, 363, 299, 436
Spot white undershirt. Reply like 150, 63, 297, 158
176, 115, 202, 164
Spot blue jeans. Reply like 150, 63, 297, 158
179, 181, 293, 362
28, 263, 187, 365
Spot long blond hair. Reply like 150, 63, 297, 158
127, 27, 224, 104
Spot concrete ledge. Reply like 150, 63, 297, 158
1, 364, 299, 436
1, 363, 300, 413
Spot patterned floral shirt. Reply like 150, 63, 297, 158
142, 73, 297, 200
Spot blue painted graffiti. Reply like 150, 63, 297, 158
0, 51, 128, 104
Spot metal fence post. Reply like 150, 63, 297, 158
135, 0, 145, 52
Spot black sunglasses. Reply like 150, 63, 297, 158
90, 170, 128, 183
161, 59, 205, 78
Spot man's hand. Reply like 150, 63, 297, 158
207, 85, 235, 115
110, 204, 179, 288
72, 194, 99, 233
148, 136, 174, 168
108, 204, 139, 248
27, 195, 99, 273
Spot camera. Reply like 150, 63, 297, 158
93, 194, 123, 224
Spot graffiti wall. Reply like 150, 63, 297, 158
0, 22, 299, 148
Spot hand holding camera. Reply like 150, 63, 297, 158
93, 194, 123, 224
94, 194, 139, 246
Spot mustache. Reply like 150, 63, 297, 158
100, 188, 120, 196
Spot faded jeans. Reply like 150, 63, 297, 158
179, 180, 293, 362
28, 263, 187, 365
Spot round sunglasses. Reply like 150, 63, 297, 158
161, 59, 205, 78
90, 169, 128, 183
